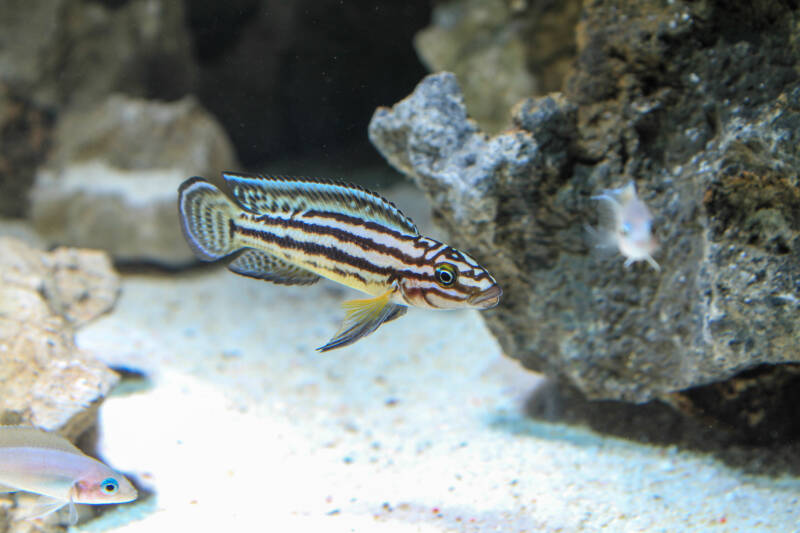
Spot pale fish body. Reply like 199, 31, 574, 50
590, 180, 660, 271
0, 426, 137, 523
178, 172, 502, 351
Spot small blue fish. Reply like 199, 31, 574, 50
589, 181, 660, 271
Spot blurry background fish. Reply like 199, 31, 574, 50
0, 426, 137, 524
587, 181, 660, 271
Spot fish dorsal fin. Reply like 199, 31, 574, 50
222, 172, 419, 236
617, 181, 637, 204
0, 426, 84, 455
228, 249, 321, 286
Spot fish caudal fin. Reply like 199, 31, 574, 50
318, 289, 407, 352
178, 177, 239, 261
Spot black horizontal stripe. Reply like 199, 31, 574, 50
403, 286, 468, 304
235, 224, 460, 285
456, 270, 494, 282
332, 265, 367, 286
237, 224, 393, 278
304, 209, 419, 241
235, 216, 495, 285
259, 213, 494, 284
250, 213, 434, 268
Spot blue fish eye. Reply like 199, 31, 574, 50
101, 478, 119, 494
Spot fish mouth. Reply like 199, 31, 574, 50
469, 284, 502, 309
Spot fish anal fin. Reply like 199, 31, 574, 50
318, 290, 407, 352
228, 249, 321, 286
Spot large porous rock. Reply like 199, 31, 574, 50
30, 95, 237, 266
414, 0, 581, 133
0, 0, 195, 218
0, 237, 120, 437
369, 3, 800, 421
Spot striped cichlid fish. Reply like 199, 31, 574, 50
178, 172, 502, 351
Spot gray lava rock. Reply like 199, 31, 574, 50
414, 0, 536, 134
414, 0, 581, 134
30, 95, 237, 266
370, 63, 798, 404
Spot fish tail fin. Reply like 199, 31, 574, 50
178, 177, 240, 261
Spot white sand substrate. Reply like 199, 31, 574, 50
73, 269, 800, 533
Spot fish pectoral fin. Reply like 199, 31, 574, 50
227, 248, 321, 286
318, 290, 407, 352
15, 496, 68, 521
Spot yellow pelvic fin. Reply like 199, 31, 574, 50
318, 289, 407, 352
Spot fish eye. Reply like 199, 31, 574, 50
620, 222, 632, 236
101, 478, 119, 494
435, 263, 457, 287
